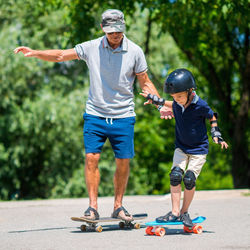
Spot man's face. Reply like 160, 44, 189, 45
106, 32, 123, 46
171, 91, 188, 105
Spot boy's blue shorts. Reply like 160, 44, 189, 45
83, 113, 136, 159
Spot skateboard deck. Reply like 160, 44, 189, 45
71, 213, 148, 232
145, 216, 206, 237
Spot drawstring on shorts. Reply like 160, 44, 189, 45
105, 118, 113, 125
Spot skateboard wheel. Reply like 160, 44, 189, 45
129, 222, 134, 229
145, 226, 154, 235
183, 225, 193, 233
119, 221, 125, 228
155, 227, 165, 237
193, 225, 203, 234
80, 225, 87, 232
96, 225, 103, 232
134, 223, 140, 229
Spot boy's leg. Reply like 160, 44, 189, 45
156, 148, 187, 222
170, 184, 182, 216
180, 154, 206, 226
181, 154, 207, 213
171, 148, 188, 216
181, 187, 195, 214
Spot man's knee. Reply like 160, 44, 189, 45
169, 166, 184, 186
85, 153, 100, 170
183, 170, 196, 190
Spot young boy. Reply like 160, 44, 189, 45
141, 68, 228, 227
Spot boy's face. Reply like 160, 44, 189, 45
170, 91, 188, 105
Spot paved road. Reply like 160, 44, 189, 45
0, 190, 249, 250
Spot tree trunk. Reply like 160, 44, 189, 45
232, 48, 250, 188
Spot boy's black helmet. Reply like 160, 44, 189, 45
164, 68, 196, 94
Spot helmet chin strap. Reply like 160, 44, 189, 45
185, 89, 193, 105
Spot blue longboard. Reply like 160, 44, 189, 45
145, 216, 206, 236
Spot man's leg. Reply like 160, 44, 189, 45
84, 153, 101, 214
112, 158, 133, 220
107, 117, 135, 220
113, 158, 131, 218
82, 113, 107, 218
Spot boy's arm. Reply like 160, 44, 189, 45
14, 47, 78, 62
137, 72, 173, 119
209, 113, 228, 149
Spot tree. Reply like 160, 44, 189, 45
0, 0, 239, 200
139, 0, 249, 187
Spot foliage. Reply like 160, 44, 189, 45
138, 0, 250, 187
1, 0, 243, 201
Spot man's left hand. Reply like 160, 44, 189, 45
160, 106, 174, 120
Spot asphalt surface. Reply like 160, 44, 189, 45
0, 189, 249, 250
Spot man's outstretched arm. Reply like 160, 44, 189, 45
14, 47, 78, 62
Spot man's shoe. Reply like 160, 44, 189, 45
80, 206, 99, 220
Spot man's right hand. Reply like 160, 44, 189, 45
160, 106, 174, 120
14, 46, 36, 57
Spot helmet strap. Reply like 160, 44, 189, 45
185, 89, 192, 105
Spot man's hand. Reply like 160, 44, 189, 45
160, 106, 174, 120
140, 90, 152, 105
140, 90, 174, 119
14, 46, 36, 57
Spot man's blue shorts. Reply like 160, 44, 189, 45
83, 113, 136, 159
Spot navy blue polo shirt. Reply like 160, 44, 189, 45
173, 95, 214, 154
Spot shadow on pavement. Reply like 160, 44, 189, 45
8, 227, 75, 233
71, 223, 144, 233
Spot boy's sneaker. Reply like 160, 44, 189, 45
180, 212, 193, 227
156, 211, 179, 223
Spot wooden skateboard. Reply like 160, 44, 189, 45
71, 213, 148, 232
145, 216, 206, 237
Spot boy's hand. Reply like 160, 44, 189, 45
211, 127, 229, 149
219, 141, 228, 149
213, 137, 228, 149
14, 46, 36, 57
140, 90, 174, 119
140, 90, 152, 105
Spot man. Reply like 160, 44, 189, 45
14, 9, 172, 221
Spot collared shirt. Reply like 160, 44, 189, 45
173, 94, 214, 154
74, 35, 148, 118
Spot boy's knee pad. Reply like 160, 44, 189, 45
183, 170, 196, 190
169, 166, 184, 186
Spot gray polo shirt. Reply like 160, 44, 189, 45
74, 35, 147, 118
